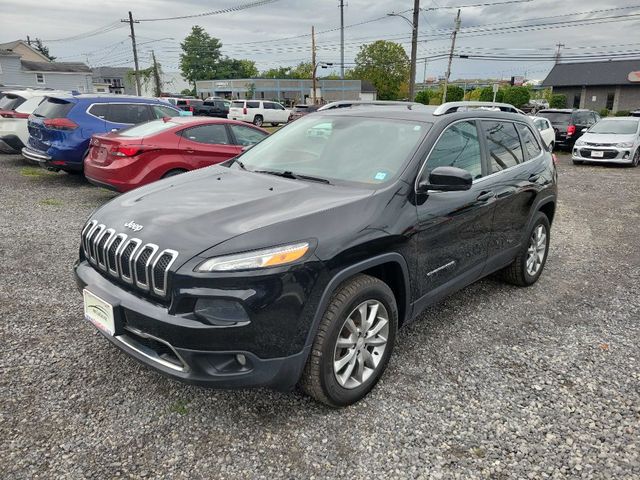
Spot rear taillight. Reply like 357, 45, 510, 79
44, 118, 78, 130
112, 146, 143, 157
567, 124, 576, 136
189, 106, 194, 112
243, 107, 247, 115
0, 110, 29, 119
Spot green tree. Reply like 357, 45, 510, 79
414, 89, 430, 105
180, 26, 223, 90
290, 62, 314, 79
261, 66, 292, 78
352, 41, 409, 100
444, 85, 464, 102
479, 86, 504, 103
549, 94, 567, 108
502, 86, 530, 108
216, 58, 258, 79
33, 38, 55, 61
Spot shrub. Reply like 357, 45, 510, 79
549, 94, 567, 108
414, 90, 431, 105
614, 110, 630, 117
599, 108, 610, 117
502, 86, 531, 108
479, 86, 504, 103
444, 85, 464, 102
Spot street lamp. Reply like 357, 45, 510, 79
387, 6, 419, 101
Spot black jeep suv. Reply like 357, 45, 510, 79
75, 103, 557, 407
537, 108, 600, 150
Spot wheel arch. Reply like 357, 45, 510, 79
304, 253, 411, 350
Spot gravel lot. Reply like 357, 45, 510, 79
1, 153, 639, 479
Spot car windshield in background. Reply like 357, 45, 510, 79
538, 111, 571, 125
0, 94, 26, 111
589, 119, 639, 135
32, 98, 74, 118
116, 119, 178, 137
235, 115, 429, 186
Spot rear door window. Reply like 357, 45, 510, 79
181, 124, 230, 145
482, 120, 524, 173
88, 104, 108, 119
229, 124, 268, 146
515, 123, 542, 160
263, 102, 274, 110
105, 103, 153, 124
0, 94, 26, 111
425, 120, 483, 180
32, 97, 74, 118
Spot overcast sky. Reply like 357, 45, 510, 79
2, 0, 639, 82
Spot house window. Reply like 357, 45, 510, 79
572, 93, 580, 109
36, 73, 45, 84
606, 92, 615, 110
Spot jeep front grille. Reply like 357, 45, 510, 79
81, 220, 178, 298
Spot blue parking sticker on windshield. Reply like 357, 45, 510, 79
374, 172, 388, 181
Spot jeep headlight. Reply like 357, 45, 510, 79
616, 142, 633, 148
195, 242, 310, 272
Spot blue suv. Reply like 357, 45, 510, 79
22, 94, 180, 173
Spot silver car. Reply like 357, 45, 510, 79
572, 117, 640, 166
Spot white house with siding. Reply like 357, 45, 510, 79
0, 43, 93, 92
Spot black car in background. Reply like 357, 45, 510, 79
537, 108, 600, 150
75, 103, 557, 407
175, 98, 204, 114
194, 98, 231, 118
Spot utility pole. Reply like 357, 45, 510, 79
311, 25, 317, 105
122, 11, 141, 96
151, 50, 162, 97
442, 9, 461, 103
26, 35, 31, 46
339, 0, 345, 79
555, 43, 565, 64
409, 0, 420, 101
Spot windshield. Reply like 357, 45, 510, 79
537, 111, 571, 125
589, 119, 639, 135
116, 119, 177, 137
235, 115, 429, 186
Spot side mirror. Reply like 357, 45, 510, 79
417, 166, 473, 193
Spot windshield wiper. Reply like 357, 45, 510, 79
254, 169, 332, 185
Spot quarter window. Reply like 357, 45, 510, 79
516, 123, 542, 160
425, 120, 483, 180
181, 124, 229, 145
105, 104, 153, 124
482, 121, 524, 173
229, 124, 268, 146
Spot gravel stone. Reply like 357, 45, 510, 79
1, 153, 639, 479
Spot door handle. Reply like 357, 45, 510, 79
186, 149, 195, 154
476, 191, 495, 202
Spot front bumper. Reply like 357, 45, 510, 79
572, 145, 636, 164
74, 260, 321, 390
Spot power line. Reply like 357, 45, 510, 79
136, 0, 281, 22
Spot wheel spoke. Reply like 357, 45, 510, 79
364, 302, 379, 333
358, 303, 368, 326
336, 336, 356, 348
344, 318, 358, 335
365, 335, 387, 347
362, 349, 376, 368
338, 354, 358, 386
366, 318, 388, 338
354, 352, 365, 383
334, 348, 356, 372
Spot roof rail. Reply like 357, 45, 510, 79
433, 101, 522, 116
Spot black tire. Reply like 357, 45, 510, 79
630, 149, 639, 167
271, 123, 279, 127
162, 169, 187, 178
253, 115, 264, 127
498, 211, 550, 287
300, 274, 398, 407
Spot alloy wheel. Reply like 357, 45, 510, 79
526, 224, 547, 276
333, 300, 389, 389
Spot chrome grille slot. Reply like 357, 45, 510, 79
80, 220, 178, 298
88, 224, 105, 264
133, 244, 158, 290
96, 228, 114, 271
152, 250, 179, 297
106, 233, 126, 276
119, 238, 141, 283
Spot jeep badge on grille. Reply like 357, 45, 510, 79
124, 221, 143, 232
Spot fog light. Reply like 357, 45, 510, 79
194, 298, 250, 326
236, 354, 247, 366
623, 151, 630, 159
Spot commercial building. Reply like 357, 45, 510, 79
542, 59, 640, 112
195, 78, 373, 105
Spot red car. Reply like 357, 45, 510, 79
84, 117, 268, 192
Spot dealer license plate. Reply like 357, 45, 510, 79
83, 289, 115, 336
591, 150, 604, 158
